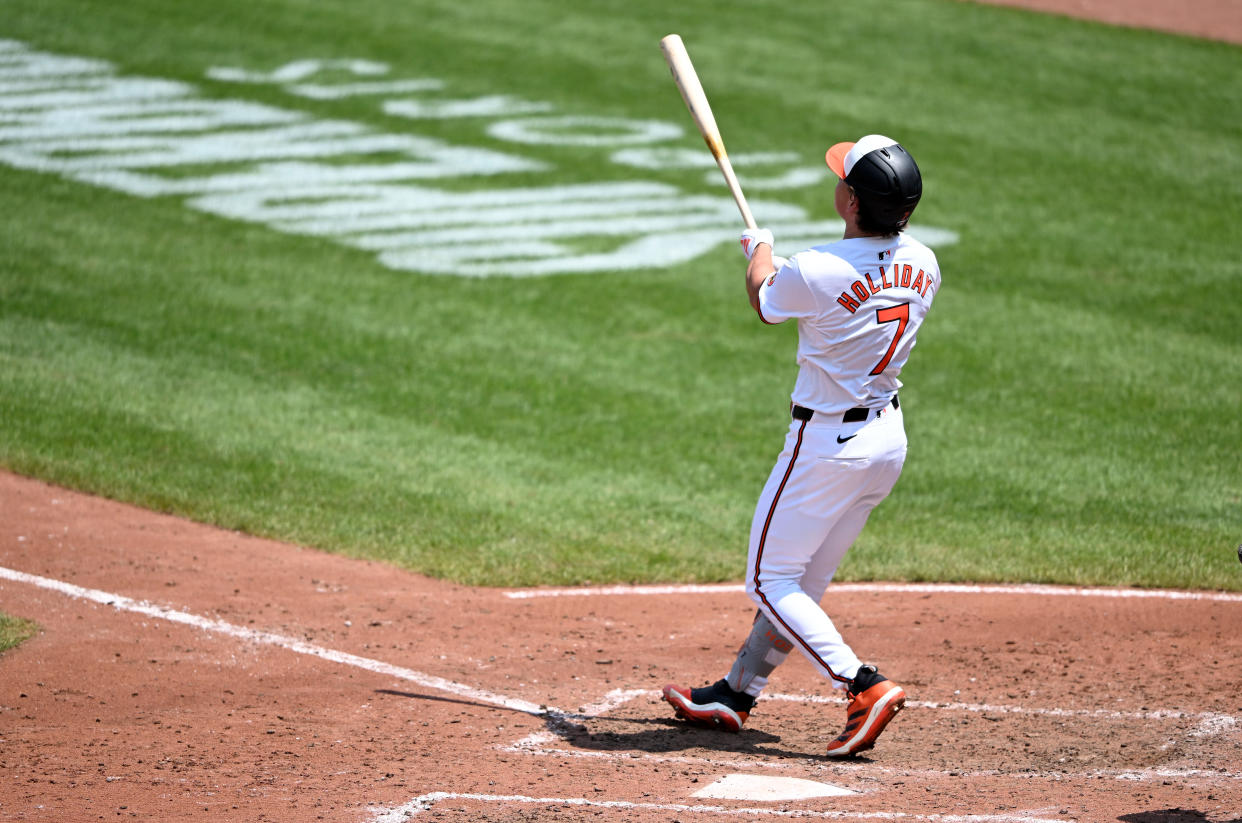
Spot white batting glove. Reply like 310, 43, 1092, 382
740, 227, 774, 260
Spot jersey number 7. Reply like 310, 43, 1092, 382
869, 303, 910, 376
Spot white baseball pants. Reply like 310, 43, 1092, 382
745, 402, 907, 691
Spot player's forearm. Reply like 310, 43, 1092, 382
745, 244, 776, 313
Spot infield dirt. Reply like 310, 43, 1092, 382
2, 468, 1240, 821
969, 0, 1242, 44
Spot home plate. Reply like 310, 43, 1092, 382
692, 773, 857, 801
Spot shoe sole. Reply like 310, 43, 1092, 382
825, 685, 906, 757
662, 684, 746, 732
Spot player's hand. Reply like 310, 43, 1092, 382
740, 228, 774, 260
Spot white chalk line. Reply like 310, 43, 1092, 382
504, 581, 1242, 602
763, 692, 1240, 725
501, 737, 1242, 784
565, 687, 1239, 727
369, 791, 1068, 822
0, 565, 551, 717
8, 564, 1229, 728
577, 687, 652, 717
499, 689, 1241, 783
7, 564, 1239, 820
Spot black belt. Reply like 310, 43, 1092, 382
792, 396, 898, 423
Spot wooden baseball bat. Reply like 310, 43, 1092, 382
659, 33, 757, 229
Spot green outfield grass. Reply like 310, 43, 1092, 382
0, 614, 38, 654
1, 0, 1239, 589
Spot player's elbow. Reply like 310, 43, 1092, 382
753, 300, 779, 325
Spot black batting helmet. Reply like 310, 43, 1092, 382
825, 135, 923, 231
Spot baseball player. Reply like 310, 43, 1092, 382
663, 135, 939, 757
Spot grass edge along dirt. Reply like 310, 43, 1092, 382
0, 614, 38, 655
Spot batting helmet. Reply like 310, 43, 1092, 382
825, 135, 923, 232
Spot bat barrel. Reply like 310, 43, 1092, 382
660, 33, 756, 229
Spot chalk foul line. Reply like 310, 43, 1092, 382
0, 565, 549, 716
503, 581, 1242, 602
7, 564, 1237, 728
7, 563, 1240, 821
8, 563, 1230, 731
499, 736, 1242, 784
369, 791, 1069, 823
761, 692, 1239, 725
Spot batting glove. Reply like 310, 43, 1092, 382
740, 227, 774, 260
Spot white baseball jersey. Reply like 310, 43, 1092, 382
756, 233, 940, 415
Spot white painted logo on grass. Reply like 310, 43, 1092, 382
0, 40, 959, 277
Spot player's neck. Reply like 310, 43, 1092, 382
842, 226, 888, 240
841, 213, 886, 240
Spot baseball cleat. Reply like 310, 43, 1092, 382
825, 665, 906, 757
662, 679, 755, 732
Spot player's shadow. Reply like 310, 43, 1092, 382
374, 688, 837, 762
1119, 812, 1242, 823
545, 712, 843, 763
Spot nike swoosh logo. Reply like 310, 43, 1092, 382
836, 434, 856, 444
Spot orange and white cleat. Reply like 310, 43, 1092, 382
662, 679, 755, 732
825, 665, 906, 757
